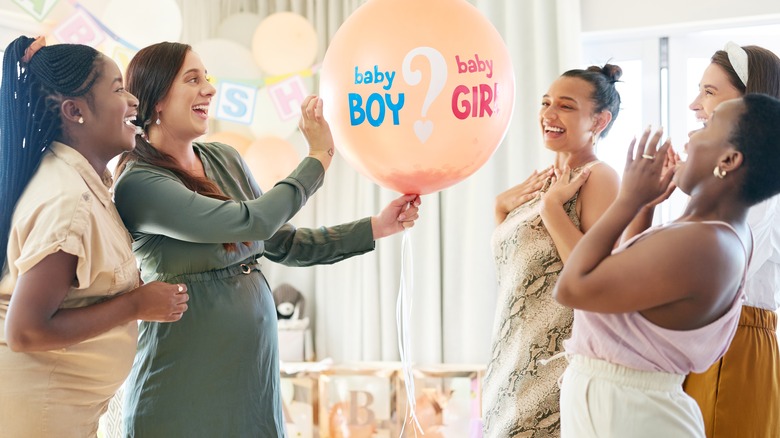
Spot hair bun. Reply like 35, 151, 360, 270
586, 63, 623, 83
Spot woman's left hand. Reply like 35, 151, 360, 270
371, 194, 422, 239
618, 128, 675, 209
541, 165, 591, 206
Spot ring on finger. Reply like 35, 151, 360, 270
177, 284, 184, 293
641, 154, 655, 160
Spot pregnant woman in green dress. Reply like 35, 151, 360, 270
113, 42, 421, 437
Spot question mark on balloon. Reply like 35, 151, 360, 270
402, 47, 448, 143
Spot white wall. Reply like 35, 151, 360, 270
0, 9, 40, 48
581, 0, 780, 33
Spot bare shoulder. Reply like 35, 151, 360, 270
636, 222, 746, 277
577, 162, 620, 221
583, 161, 620, 190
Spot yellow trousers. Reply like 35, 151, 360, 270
683, 306, 779, 438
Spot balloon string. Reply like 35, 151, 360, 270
397, 228, 423, 437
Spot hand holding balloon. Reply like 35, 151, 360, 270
371, 194, 422, 239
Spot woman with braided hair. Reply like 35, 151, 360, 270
0, 36, 189, 437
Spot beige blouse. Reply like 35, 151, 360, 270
0, 142, 139, 437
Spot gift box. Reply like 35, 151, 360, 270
278, 318, 314, 362
281, 361, 329, 438
319, 362, 402, 438
397, 364, 486, 437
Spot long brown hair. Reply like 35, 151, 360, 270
115, 42, 241, 250
711, 45, 780, 98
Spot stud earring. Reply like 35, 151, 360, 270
78, 116, 84, 124
713, 166, 727, 179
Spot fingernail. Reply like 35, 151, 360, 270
398, 214, 406, 220
645, 125, 652, 132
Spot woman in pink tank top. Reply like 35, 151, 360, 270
552, 94, 780, 438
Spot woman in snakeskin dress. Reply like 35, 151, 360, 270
483, 64, 624, 438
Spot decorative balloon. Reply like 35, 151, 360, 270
192, 38, 262, 81
249, 88, 304, 139
242, 136, 301, 193
216, 12, 263, 49
252, 12, 319, 76
328, 402, 377, 438
101, 0, 182, 49
319, 0, 515, 195
202, 131, 253, 156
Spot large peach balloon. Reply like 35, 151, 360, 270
243, 137, 301, 193
319, 0, 515, 195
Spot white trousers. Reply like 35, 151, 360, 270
560, 354, 705, 438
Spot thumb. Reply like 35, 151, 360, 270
573, 168, 591, 187
395, 194, 417, 206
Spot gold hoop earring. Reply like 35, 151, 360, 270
713, 166, 727, 179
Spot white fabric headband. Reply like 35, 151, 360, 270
724, 41, 749, 87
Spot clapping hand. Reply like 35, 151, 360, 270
619, 128, 676, 210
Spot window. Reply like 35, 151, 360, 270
581, 37, 661, 180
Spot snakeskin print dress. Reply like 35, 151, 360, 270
483, 167, 589, 438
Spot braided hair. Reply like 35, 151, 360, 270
0, 36, 102, 271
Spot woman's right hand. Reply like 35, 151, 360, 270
129, 281, 189, 322
618, 128, 675, 210
299, 95, 335, 171
495, 166, 553, 224
641, 144, 679, 209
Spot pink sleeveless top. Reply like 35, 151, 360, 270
564, 221, 749, 374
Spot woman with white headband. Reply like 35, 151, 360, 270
623, 41, 780, 437
683, 42, 780, 438
555, 92, 780, 437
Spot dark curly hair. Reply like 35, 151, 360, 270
730, 93, 780, 205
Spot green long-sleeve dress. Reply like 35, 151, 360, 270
113, 142, 374, 437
